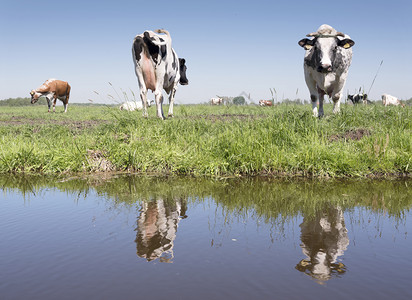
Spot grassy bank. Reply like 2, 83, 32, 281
0, 103, 410, 177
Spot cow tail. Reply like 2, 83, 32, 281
65, 82, 69, 104
154, 29, 172, 44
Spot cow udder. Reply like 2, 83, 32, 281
142, 55, 156, 91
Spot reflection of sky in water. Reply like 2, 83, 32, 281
0, 178, 411, 299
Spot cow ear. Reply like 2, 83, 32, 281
339, 39, 355, 49
298, 38, 313, 50
179, 58, 186, 65
30, 91, 34, 96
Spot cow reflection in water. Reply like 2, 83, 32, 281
296, 205, 349, 283
135, 198, 187, 263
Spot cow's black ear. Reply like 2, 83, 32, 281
339, 39, 355, 49
298, 38, 314, 50
179, 58, 186, 65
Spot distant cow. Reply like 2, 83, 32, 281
132, 29, 188, 119
210, 97, 223, 105
30, 79, 71, 113
348, 93, 367, 104
259, 100, 273, 106
299, 24, 355, 117
382, 94, 405, 107
119, 100, 154, 111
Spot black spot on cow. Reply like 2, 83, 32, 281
133, 36, 145, 62
172, 51, 177, 70
143, 31, 165, 64
160, 45, 167, 60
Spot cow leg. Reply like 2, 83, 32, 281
64, 94, 70, 113
154, 89, 165, 120
46, 97, 52, 113
168, 85, 178, 118
332, 93, 342, 114
53, 96, 57, 113
310, 95, 319, 118
139, 88, 149, 118
135, 68, 150, 118
305, 72, 319, 117
318, 92, 325, 118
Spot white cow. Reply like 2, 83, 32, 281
299, 24, 355, 117
210, 97, 223, 105
119, 100, 154, 111
382, 94, 405, 107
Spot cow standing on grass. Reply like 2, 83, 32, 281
382, 94, 405, 107
210, 97, 223, 105
132, 29, 188, 119
30, 79, 71, 113
348, 93, 368, 105
259, 100, 273, 107
298, 24, 355, 117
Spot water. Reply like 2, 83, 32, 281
1, 175, 411, 299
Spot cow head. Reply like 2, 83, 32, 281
348, 93, 367, 104
30, 90, 40, 104
179, 58, 188, 85
299, 36, 354, 73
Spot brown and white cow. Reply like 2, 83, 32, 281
382, 94, 405, 107
259, 100, 273, 106
30, 79, 71, 113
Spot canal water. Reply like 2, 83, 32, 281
1, 175, 411, 299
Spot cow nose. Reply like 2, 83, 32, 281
317, 64, 332, 72
322, 64, 332, 71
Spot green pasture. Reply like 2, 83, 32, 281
0, 103, 410, 177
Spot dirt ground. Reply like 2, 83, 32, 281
0, 115, 107, 130
329, 129, 371, 141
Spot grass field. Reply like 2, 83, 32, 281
0, 103, 410, 177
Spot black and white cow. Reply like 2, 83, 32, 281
132, 29, 188, 119
299, 24, 355, 117
348, 93, 367, 104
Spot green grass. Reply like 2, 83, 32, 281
0, 103, 410, 177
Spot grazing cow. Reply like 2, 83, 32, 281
119, 100, 154, 111
298, 24, 355, 117
30, 79, 71, 113
348, 93, 367, 104
210, 97, 223, 105
132, 29, 188, 119
382, 94, 405, 107
259, 100, 273, 106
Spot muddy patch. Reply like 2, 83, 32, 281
329, 128, 371, 142
0, 116, 108, 130
186, 114, 268, 122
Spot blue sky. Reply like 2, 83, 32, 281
1, 0, 411, 104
